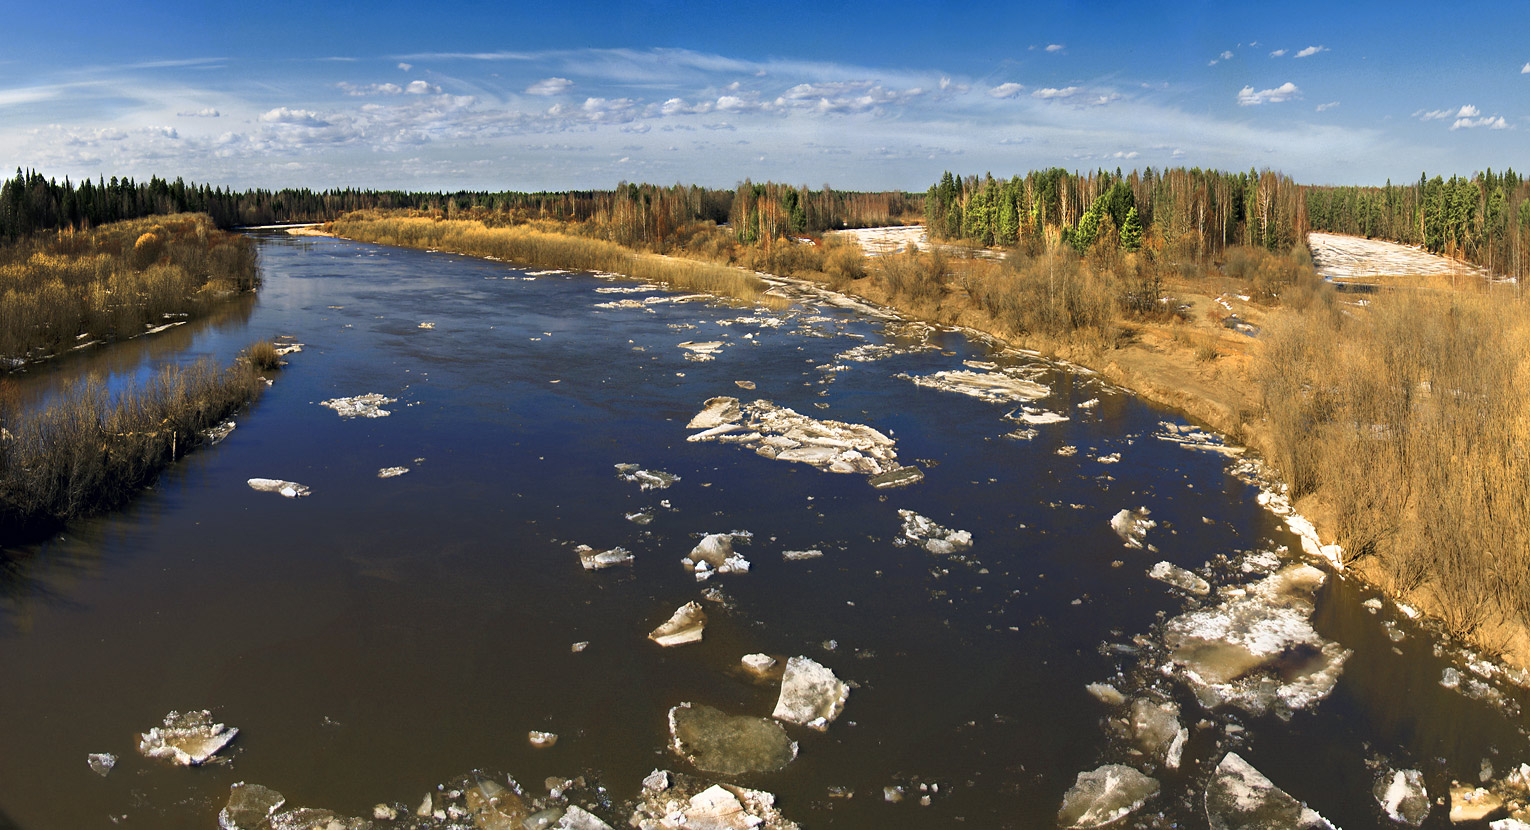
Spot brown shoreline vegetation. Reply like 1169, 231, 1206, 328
327, 209, 1530, 670
0, 213, 258, 370
0, 341, 280, 529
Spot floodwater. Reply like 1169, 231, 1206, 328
1, 232, 1527, 829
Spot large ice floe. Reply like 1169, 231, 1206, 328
1162, 564, 1350, 719
898, 367, 1050, 404
649, 602, 707, 647
668, 703, 798, 775
1110, 508, 1156, 550
576, 544, 633, 570
319, 393, 396, 418
684, 396, 922, 486
1205, 753, 1334, 829
771, 656, 849, 731
247, 478, 311, 499
138, 710, 238, 766
1056, 764, 1159, 828
615, 463, 680, 491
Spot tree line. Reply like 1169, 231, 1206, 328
1304, 169, 1530, 279
924, 166, 1308, 260
0, 169, 919, 245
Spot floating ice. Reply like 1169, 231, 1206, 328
138, 710, 238, 766
615, 463, 679, 490
677, 341, 726, 361
87, 752, 116, 777
1374, 768, 1428, 826
1057, 765, 1159, 829
1124, 698, 1188, 770
528, 731, 558, 748
417, 322, 435, 329
201, 420, 236, 445
376, 466, 409, 478
691, 399, 913, 483
742, 653, 778, 678
1008, 407, 1069, 425
899, 368, 1050, 404
593, 298, 654, 312
1163, 565, 1350, 718
576, 545, 633, 570
1156, 421, 1245, 457
1110, 508, 1156, 550
897, 509, 973, 555
1205, 753, 1333, 829
629, 771, 800, 830
782, 549, 823, 561
684, 533, 751, 580
1149, 561, 1210, 595
247, 478, 311, 499
1085, 683, 1126, 707
687, 396, 743, 430
772, 656, 849, 732
649, 602, 706, 646
320, 393, 397, 418
668, 703, 798, 775
219, 782, 285, 830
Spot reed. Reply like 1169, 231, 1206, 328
0, 351, 270, 526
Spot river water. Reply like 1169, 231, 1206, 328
1, 232, 1526, 829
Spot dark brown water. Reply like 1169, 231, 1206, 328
1, 233, 1526, 829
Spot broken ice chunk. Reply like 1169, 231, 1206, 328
1205, 753, 1333, 829
218, 782, 285, 830
899, 369, 1050, 403
683, 533, 752, 579
528, 731, 558, 748
649, 602, 706, 646
87, 753, 116, 777
615, 464, 680, 490
1057, 765, 1158, 828
669, 703, 797, 775
897, 509, 972, 555
319, 393, 396, 418
772, 656, 849, 732
376, 466, 410, 478
576, 545, 633, 570
1148, 561, 1210, 595
687, 396, 742, 430
138, 710, 238, 766
1374, 768, 1427, 827
1110, 508, 1155, 549
247, 478, 310, 498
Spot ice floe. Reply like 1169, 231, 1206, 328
1110, 508, 1156, 550
897, 509, 973, 555
615, 463, 680, 490
1205, 753, 1333, 829
1007, 406, 1070, 425
1149, 561, 1210, 595
138, 710, 238, 766
772, 656, 849, 732
677, 341, 726, 361
649, 602, 706, 646
576, 545, 633, 570
376, 466, 409, 478
1057, 764, 1159, 828
320, 393, 397, 418
631, 771, 799, 830
684, 533, 751, 580
247, 478, 310, 498
668, 703, 797, 775
87, 752, 116, 777
899, 368, 1050, 404
1163, 565, 1350, 718
1374, 768, 1428, 826
686, 397, 916, 483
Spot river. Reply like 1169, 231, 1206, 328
1, 231, 1526, 828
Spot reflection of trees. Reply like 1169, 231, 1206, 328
2, 291, 256, 416
0, 520, 111, 636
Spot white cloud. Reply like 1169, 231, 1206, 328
1091, 93, 1122, 106
1295, 46, 1328, 58
1032, 86, 1080, 99
338, 82, 403, 96
1452, 114, 1508, 130
405, 80, 440, 95
1416, 108, 1453, 121
1110, 150, 1140, 159
525, 77, 573, 96
397, 62, 413, 72
1236, 82, 1300, 105
259, 107, 329, 126
1315, 101, 1339, 112
1522, 62, 1530, 74
1045, 44, 1064, 52
1269, 49, 1287, 57
1456, 104, 1480, 118
988, 82, 1025, 99
1220, 50, 1234, 60
177, 108, 220, 117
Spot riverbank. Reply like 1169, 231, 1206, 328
0, 214, 259, 372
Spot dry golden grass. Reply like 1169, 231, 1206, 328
0, 214, 258, 366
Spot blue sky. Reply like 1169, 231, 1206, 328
2, 0, 1526, 191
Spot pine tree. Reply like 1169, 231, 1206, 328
1121, 206, 1143, 252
